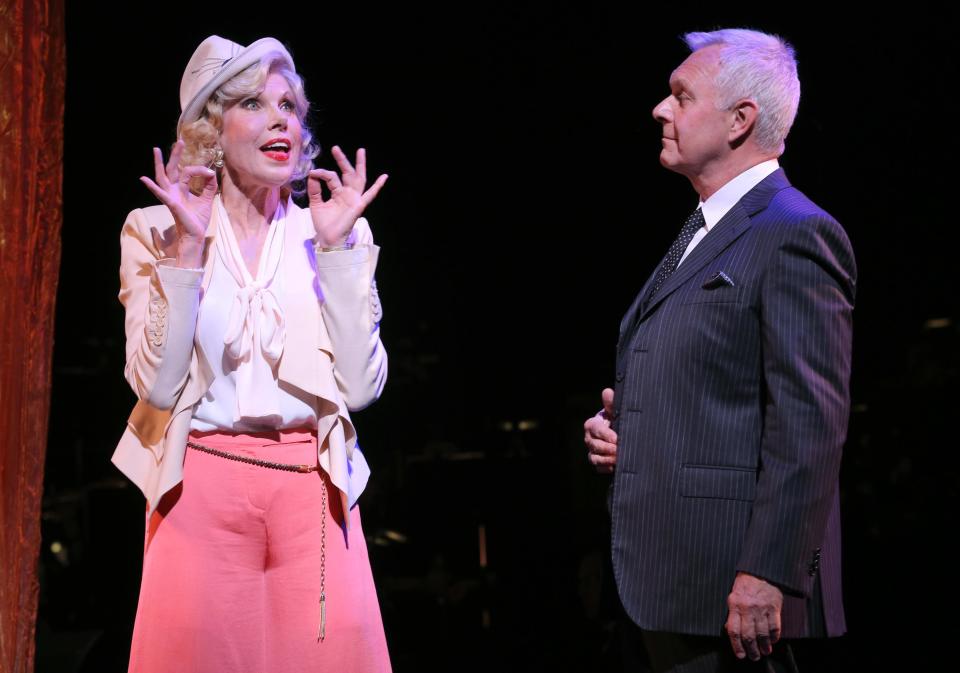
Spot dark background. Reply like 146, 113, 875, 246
37, 3, 957, 672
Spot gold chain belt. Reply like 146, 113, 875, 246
186, 440, 321, 473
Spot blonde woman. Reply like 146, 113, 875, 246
112, 35, 391, 672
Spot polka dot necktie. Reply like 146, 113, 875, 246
648, 207, 705, 299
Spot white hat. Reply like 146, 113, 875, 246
178, 35, 295, 135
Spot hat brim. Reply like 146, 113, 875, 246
177, 37, 295, 136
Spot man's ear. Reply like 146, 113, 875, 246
729, 99, 759, 144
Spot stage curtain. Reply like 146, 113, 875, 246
0, 0, 66, 671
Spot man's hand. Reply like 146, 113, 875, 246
725, 572, 783, 661
584, 388, 617, 474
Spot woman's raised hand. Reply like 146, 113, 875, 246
307, 146, 388, 247
140, 140, 218, 267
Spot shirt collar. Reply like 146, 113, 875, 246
698, 159, 780, 232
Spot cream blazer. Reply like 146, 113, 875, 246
111, 198, 387, 518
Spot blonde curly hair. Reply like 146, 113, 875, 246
179, 55, 319, 196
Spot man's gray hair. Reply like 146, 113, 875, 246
684, 29, 800, 155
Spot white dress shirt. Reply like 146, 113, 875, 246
678, 159, 780, 266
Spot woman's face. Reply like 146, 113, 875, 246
219, 72, 302, 190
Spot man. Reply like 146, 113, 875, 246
584, 29, 855, 672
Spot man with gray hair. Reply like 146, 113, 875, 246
584, 28, 854, 672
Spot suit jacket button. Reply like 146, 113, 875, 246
615, 372, 625, 382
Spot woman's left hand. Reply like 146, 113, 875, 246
308, 146, 388, 247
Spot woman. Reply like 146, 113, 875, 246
111, 35, 391, 672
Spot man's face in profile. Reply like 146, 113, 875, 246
652, 44, 732, 180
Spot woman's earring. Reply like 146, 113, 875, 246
213, 147, 224, 168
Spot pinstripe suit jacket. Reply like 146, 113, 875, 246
610, 169, 854, 638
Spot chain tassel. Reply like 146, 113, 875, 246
318, 473, 327, 642
318, 592, 326, 642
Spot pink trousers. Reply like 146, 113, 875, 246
128, 429, 392, 673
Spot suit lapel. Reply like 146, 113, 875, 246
636, 205, 753, 321
628, 168, 792, 327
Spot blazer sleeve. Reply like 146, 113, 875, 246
314, 216, 388, 411
736, 214, 856, 596
119, 208, 203, 410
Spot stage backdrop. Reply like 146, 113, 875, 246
0, 1, 65, 671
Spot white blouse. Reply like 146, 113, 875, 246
191, 198, 318, 431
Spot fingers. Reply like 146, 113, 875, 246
166, 140, 184, 183
739, 611, 761, 661
181, 165, 218, 199
725, 610, 747, 660
601, 388, 615, 418
358, 173, 388, 208
726, 574, 782, 662
584, 413, 617, 443
308, 168, 343, 193
142, 165, 215, 204
180, 165, 217, 192
586, 446, 616, 471
354, 147, 367, 185
318, 146, 378, 195
732, 609, 778, 660
150, 142, 199, 190
199, 172, 220, 199
756, 611, 773, 657
725, 605, 761, 661
330, 145, 357, 179
140, 175, 173, 207
585, 435, 617, 456
586, 449, 616, 473
584, 414, 617, 473
180, 165, 216, 180
768, 609, 782, 645
584, 431, 616, 454
151, 148, 170, 189
306, 168, 325, 202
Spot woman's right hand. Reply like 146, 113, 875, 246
140, 140, 218, 268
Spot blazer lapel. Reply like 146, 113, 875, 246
275, 207, 340, 419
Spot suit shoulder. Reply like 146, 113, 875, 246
766, 186, 839, 228
759, 187, 857, 286
759, 186, 853, 253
